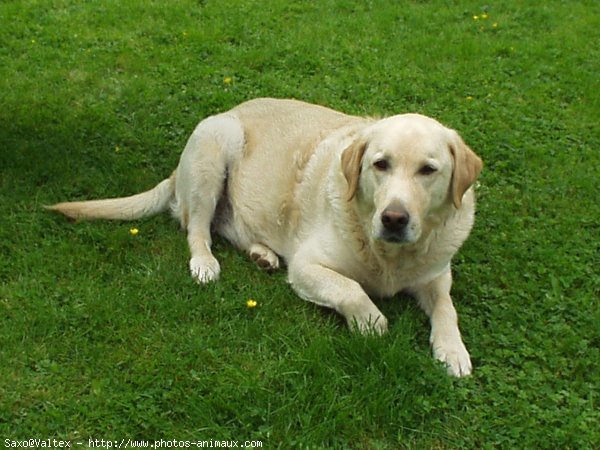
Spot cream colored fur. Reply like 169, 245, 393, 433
48, 98, 482, 377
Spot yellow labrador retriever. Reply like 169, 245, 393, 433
48, 98, 482, 377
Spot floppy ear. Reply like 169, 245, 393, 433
341, 139, 367, 201
449, 133, 483, 208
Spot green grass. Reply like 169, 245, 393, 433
1, 0, 599, 448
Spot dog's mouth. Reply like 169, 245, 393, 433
376, 225, 422, 245
378, 230, 411, 245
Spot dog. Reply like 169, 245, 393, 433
48, 98, 482, 377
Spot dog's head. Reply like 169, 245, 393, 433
341, 114, 482, 245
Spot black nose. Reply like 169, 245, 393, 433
381, 205, 410, 232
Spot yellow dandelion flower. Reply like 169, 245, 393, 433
223, 76, 232, 84
492, 23, 498, 28
130, 228, 139, 236
481, 13, 489, 20
246, 299, 257, 308
473, 15, 479, 20
466, 96, 474, 101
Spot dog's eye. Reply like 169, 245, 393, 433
373, 159, 389, 171
418, 164, 438, 175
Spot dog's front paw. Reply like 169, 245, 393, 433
350, 314, 388, 336
432, 337, 472, 377
190, 255, 221, 284
341, 298, 388, 336
347, 311, 388, 336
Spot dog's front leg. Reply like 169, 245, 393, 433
413, 268, 472, 377
288, 260, 388, 335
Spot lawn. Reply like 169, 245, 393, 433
1, 0, 599, 448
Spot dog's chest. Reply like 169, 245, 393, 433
356, 243, 451, 298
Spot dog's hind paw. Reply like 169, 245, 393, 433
190, 255, 221, 284
249, 243, 280, 272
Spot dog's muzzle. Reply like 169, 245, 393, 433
380, 204, 411, 243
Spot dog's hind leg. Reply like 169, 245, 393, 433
175, 114, 244, 284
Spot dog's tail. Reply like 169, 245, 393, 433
46, 171, 176, 221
